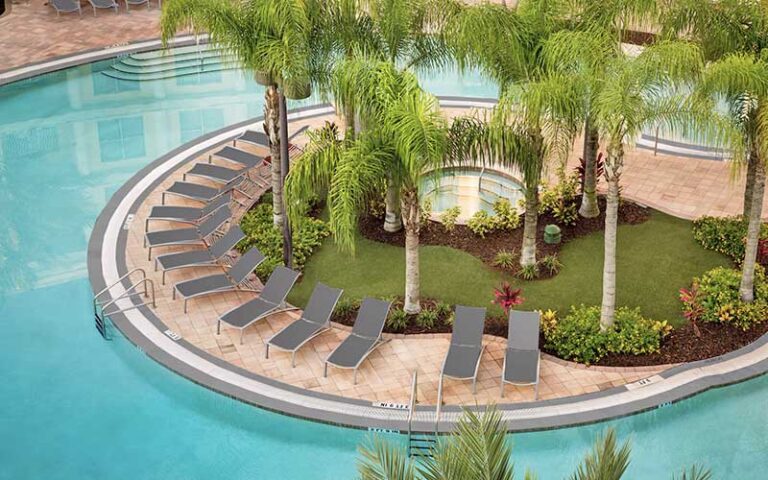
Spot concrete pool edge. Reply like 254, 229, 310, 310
87, 100, 768, 433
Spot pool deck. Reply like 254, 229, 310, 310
4, 17, 768, 431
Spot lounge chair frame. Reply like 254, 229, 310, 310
500, 310, 541, 400
437, 306, 487, 398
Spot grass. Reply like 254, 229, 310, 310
287, 211, 730, 325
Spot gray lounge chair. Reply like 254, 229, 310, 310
324, 298, 392, 384
172, 247, 265, 313
183, 163, 250, 185
88, 0, 118, 15
439, 306, 487, 396
145, 193, 230, 232
50, 0, 82, 15
501, 310, 541, 399
208, 146, 264, 168
265, 283, 343, 367
154, 225, 245, 284
162, 175, 249, 205
144, 205, 230, 261
233, 129, 269, 148
125, 0, 149, 11
217, 266, 301, 343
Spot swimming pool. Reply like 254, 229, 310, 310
0, 59, 766, 479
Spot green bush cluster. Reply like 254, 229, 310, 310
692, 215, 768, 262
690, 266, 768, 330
238, 203, 330, 278
545, 305, 668, 364
540, 174, 580, 226
440, 206, 462, 232
467, 210, 495, 237
491, 198, 521, 231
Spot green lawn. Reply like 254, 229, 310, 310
287, 211, 730, 325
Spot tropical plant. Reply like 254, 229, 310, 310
387, 308, 409, 332
416, 309, 439, 329
518, 263, 539, 281
357, 407, 710, 480
161, 0, 318, 234
446, 1, 583, 268
575, 152, 605, 197
467, 210, 495, 238
539, 254, 563, 276
662, 0, 768, 303
689, 266, 768, 331
492, 281, 524, 315
439, 206, 462, 232
494, 249, 517, 269
285, 61, 448, 313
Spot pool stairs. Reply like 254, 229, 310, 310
93, 268, 156, 340
102, 44, 238, 81
406, 370, 439, 459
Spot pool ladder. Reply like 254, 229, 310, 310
93, 268, 156, 340
406, 370, 439, 458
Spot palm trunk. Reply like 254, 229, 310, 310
384, 180, 403, 232
744, 148, 758, 219
402, 188, 421, 314
600, 144, 623, 330
520, 184, 539, 267
579, 118, 600, 218
740, 155, 765, 302
265, 84, 283, 228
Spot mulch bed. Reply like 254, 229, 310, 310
595, 320, 768, 367
359, 196, 649, 277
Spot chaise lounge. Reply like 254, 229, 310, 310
154, 225, 245, 284
144, 205, 230, 260
438, 305, 487, 399
501, 310, 541, 399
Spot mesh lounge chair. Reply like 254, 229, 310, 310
208, 146, 264, 168
88, 0, 118, 15
324, 298, 392, 384
438, 306, 487, 397
501, 310, 541, 399
265, 283, 343, 367
172, 247, 265, 313
217, 266, 300, 343
183, 163, 249, 185
125, 0, 150, 12
233, 129, 269, 148
145, 193, 230, 232
144, 205, 230, 261
154, 225, 245, 285
50, 0, 82, 15
161, 175, 249, 205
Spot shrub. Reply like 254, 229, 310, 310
467, 210, 495, 237
492, 282, 524, 315
334, 297, 361, 319
492, 198, 521, 231
440, 206, 462, 232
539, 254, 563, 275
443, 312, 455, 326
540, 174, 580, 226
539, 309, 558, 339
368, 190, 387, 219
434, 301, 453, 319
575, 152, 605, 194
688, 266, 768, 330
518, 263, 539, 281
387, 308, 409, 332
692, 215, 768, 263
416, 309, 439, 329
238, 203, 330, 277
493, 249, 517, 269
546, 305, 665, 364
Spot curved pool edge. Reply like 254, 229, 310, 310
86, 99, 768, 433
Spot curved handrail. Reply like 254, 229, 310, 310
406, 370, 418, 457
93, 267, 147, 302
101, 278, 156, 314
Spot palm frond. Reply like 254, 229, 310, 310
357, 435, 417, 480
569, 428, 631, 480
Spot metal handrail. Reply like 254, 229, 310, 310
406, 370, 418, 457
93, 267, 147, 304
435, 376, 443, 434
101, 278, 156, 315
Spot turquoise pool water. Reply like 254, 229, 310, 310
0, 61, 766, 479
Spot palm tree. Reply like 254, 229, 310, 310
444, 1, 582, 268
661, 0, 768, 302
285, 61, 448, 313
357, 407, 711, 480
161, 0, 316, 234
586, 40, 730, 328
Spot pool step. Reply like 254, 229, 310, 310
102, 44, 239, 82
407, 433, 437, 458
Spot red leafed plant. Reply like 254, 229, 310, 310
492, 282, 524, 315
757, 238, 768, 266
575, 152, 606, 194
679, 284, 703, 338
